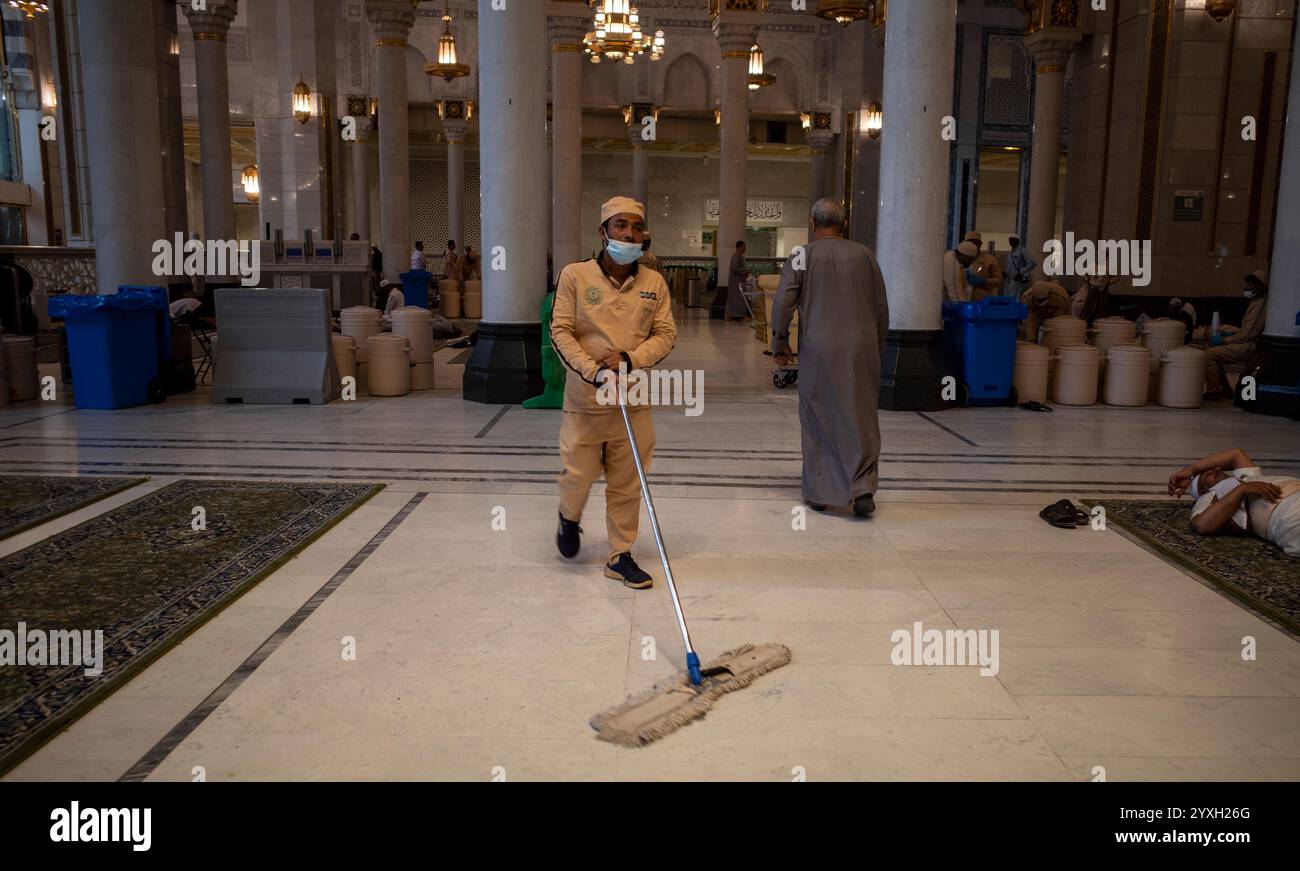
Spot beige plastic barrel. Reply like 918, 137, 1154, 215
1159, 345, 1206, 408
1089, 316, 1136, 356
340, 306, 382, 346
330, 333, 357, 386
462, 279, 482, 319
1103, 344, 1151, 407
365, 334, 411, 396
1013, 341, 1050, 404
1052, 344, 1100, 406
1140, 317, 1186, 356
391, 306, 434, 362
441, 287, 462, 318
3, 334, 39, 401
410, 360, 435, 391
1042, 316, 1086, 353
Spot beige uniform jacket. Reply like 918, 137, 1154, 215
551, 257, 677, 414
1223, 296, 1266, 345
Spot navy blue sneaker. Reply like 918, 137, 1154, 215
853, 493, 876, 517
557, 511, 582, 558
604, 552, 653, 589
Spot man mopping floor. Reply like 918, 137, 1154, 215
550, 196, 677, 589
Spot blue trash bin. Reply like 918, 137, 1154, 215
942, 296, 1028, 406
48, 286, 171, 410
399, 269, 432, 309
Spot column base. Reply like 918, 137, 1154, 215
1238, 334, 1300, 420
878, 329, 961, 412
462, 322, 543, 405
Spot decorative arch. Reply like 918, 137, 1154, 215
750, 56, 800, 113
660, 51, 713, 111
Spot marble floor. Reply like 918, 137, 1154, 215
3, 305, 1299, 781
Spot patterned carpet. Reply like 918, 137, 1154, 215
1087, 499, 1300, 635
0, 478, 382, 775
0, 476, 145, 541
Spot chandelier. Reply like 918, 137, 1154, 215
425, 5, 470, 80
583, 1, 665, 65
1206, 0, 1237, 22
747, 43, 774, 90
292, 76, 313, 124
814, 0, 869, 26
7, 1, 49, 18
241, 164, 260, 204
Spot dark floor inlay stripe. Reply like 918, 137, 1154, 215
915, 412, 979, 447
118, 491, 427, 782
474, 405, 512, 439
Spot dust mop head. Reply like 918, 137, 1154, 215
590, 642, 792, 747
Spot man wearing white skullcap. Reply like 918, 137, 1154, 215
943, 240, 980, 303
1168, 447, 1300, 556
550, 196, 677, 589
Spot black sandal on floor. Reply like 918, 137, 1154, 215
1039, 499, 1082, 529
1018, 400, 1053, 412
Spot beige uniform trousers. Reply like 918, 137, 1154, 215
558, 409, 655, 563
1205, 342, 1254, 392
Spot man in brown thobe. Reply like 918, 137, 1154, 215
772, 198, 889, 517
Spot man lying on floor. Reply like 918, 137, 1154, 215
1168, 448, 1300, 557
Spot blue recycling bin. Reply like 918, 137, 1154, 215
48, 285, 171, 410
942, 296, 1028, 406
399, 269, 432, 309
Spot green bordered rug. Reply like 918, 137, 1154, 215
0, 478, 382, 775
0, 476, 146, 541
1085, 499, 1300, 635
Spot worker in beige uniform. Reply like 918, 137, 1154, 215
942, 241, 979, 302
1018, 280, 1071, 342
551, 196, 677, 589
1204, 269, 1269, 400
964, 231, 1004, 298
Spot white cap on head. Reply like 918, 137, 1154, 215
600, 196, 645, 225
957, 241, 979, 258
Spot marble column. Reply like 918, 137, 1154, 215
806, 126, 834, 208
875, 0, 958, 410
154, 0, 188, 241
351, 124, 371, 240
631, 130, 649, 209
714, 21, 757, 318
463, 0, 547, 403
367, 2, 414, 281
550, 11, 585, 272
1024, 32, 1079, 280
78, 0, 166, 294
1249, 35, 1300, 417
182, 0, 237, 243
444, 119, 467, 252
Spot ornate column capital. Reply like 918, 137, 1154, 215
345, 95, 374, 139
624, 102, 657, 145
183, 0, 238, 40
443, 119, 468, 144
366, 1, 415, 46
1024, 31, 1080, 74
549, 2, 589, 52
807, 129, 835, 155
714, 21, 758, 58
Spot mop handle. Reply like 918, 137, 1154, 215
615, 376, 701, 684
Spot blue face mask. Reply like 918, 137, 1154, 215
604, 237, 643, 266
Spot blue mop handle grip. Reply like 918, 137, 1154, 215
686, 652, 702, 686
